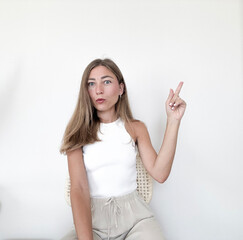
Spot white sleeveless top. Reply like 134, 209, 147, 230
82, 117, 138, 198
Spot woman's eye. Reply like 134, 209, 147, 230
104, 80, 111, 84
88, 82, 94, 87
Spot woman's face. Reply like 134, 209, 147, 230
87, 65, 124, 114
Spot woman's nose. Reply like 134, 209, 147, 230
96, 83, 104, 94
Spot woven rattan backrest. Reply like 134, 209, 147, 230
135, 153, 153, 203
65, 153, 153, 206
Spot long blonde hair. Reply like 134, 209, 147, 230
59, 58, 137, 155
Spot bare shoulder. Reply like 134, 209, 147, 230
133, 119, 146, 128
67, 147, 83, 159
126, 119, 148, 143
132, 119, 148, 134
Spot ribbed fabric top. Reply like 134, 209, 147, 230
82, 117, 138, 198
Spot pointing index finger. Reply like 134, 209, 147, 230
175, 81, 184, 95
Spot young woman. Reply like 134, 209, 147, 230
59, 58, 186, 240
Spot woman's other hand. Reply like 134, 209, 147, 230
166, 81, 187, 121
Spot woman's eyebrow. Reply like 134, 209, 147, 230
88, 75, 114, 80
101, 75, 114, 79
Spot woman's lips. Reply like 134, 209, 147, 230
96, 99, 105, 104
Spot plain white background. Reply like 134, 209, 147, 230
0, 0, 242, 239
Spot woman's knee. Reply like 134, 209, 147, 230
125, 217, 165, 240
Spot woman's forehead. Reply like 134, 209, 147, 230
89, 66, 116, 79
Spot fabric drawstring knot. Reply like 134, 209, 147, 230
102, 197, 121, 240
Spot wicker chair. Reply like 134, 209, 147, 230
65, 153, 153, 205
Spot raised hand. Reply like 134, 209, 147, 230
165, 81, 187, 121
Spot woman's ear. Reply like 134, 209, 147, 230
119, 83, 124, 95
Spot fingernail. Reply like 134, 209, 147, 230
173, 103, 176, 106
172, 107, 174, 110
169, 103, 172, 106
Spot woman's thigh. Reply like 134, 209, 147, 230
125, 216, 165, 240
60, 228, 102, 240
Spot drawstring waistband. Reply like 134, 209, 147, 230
102, 197, 121, 240
91, 190, 137, 239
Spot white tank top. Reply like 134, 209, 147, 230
82, 117, 138, 198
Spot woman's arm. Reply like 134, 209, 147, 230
153, 119, 181, 183
135, 120, 180, 183
136, 82, 186, 183
67, 148, 93, 240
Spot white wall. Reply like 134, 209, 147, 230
0, 0, 242, 239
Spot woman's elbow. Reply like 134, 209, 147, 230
155, 175, 168, 184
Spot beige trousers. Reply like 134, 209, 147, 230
61, 189, 165, 240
